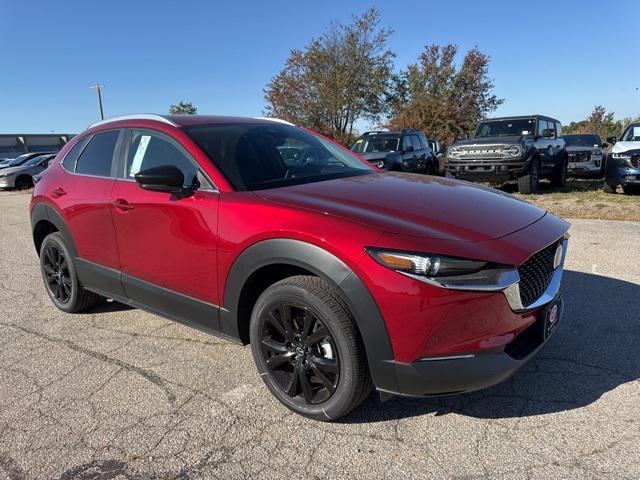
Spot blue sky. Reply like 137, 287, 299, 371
1, 0, 638, 133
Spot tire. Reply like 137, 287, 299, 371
39, 232, 100, 313
15, 175, 33, 190
603, 183, 617, 194
517, 158, 540, 194
250, 275, 372, 421
550, 157, 568, 188
622, 185, 639, 195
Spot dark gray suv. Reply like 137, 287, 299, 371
351, 129, 437, 174
445, 115, 568, 194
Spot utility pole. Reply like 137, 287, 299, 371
90, 84, 105, 120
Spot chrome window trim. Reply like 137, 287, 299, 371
88, 114, 178, 130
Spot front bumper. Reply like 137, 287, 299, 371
568, 156, 603, 177
606, 165, 640, 186
383, 296, 562, 396
445, 158, 527, 181
0, 176, 15, 189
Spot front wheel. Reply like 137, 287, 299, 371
603, 183, 617, 194
517, 158, 540, 194
250, 275, 371, 421
550, 157, 568, 188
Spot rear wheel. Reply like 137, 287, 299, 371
15, 175, 33, 190
517, 158, 540, 194
40, 232, 100, 312
250, 275, 371, 421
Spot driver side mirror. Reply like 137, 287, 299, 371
134, 165, 187, 193
542, 128, 555, 138
606, 136, 617, 145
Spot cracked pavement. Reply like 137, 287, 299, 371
0, 190, 639, 479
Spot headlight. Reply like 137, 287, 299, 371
447, 147, 462, 158
612, 153, 630, 159
503, 145, 522, 157
365, 248, 518, 291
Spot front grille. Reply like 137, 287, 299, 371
456, 144, 509, 159
517, 241, 558, 307
631, 155, 640, 168
568, 151, 591, 162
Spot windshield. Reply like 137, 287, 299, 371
23, 156, 47, 167
186, 123, 373, 191
620, 123, 640, 142
564, 134, 600, 147
351, 135, 400, 154
7, 155, 30, 167
475, 118, 537, 137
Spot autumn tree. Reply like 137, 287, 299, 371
264, 8, 395, 145
169, 101, 198, 115
563, 105, 628, 141
387, 44, 503, 147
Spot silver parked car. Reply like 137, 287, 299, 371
0, 154, 55, 190
565, 134, 607, 178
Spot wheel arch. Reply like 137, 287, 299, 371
31, 203, 78, 257
220, 238, 398, 392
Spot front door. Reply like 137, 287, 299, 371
109, 128, 221, 330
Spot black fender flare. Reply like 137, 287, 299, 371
220, 238, 398, 392
30, 203, 78, 257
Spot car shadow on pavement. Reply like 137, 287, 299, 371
87, 298, 135, 313
345, 270, 640, 424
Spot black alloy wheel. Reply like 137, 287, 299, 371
42, 243, 73, 304
250, 275, 372, 421
259, 303, 339, 405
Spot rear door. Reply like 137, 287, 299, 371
537, 119, 553, 170
58, 130, 123, 270
109, 128, 221, 329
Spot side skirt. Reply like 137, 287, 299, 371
75, 258, 238, 344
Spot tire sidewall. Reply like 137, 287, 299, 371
40, 233, 81, 312
249, 283, 357, 420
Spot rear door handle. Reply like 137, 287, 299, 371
112, 198, 134, 211
51, 187, 66, 198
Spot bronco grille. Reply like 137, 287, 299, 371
517, 241, 558, 307
456, 145, 509, 159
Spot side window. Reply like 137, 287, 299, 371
125, 130, 199, 187
401, 135, 412, 150
410, 135, 421, 150
418, 133, 429, 149
555, 122, 562, 137
75, 130, 119, 177
537, 120, 548, 135
61, 136, 90, 171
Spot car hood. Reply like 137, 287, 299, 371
567, 146, 596, 153
359, 152, 395, 161
612, 141, 640, 154
452, 136, 524, 146
256, 172, 547, 241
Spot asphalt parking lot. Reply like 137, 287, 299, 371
1, 190, 639, 480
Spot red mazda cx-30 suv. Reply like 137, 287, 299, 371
30, 114, 569, 420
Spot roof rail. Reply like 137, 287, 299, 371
253, 116, 294, 126
88, 114, 178, 130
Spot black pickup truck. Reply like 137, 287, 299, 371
445, 115, 568, 193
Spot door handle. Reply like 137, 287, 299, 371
112, 198, 134, 211
51, 187, 66, 198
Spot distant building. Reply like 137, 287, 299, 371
0, 134, 74, 159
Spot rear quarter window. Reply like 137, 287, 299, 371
61, 136, 90, 171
